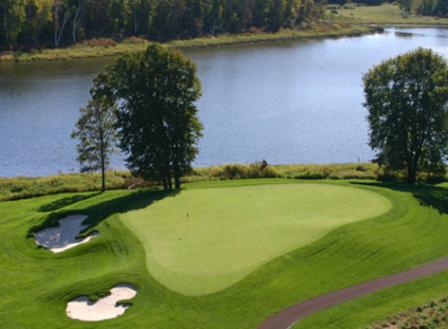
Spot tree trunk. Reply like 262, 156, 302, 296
101, 165, 106, 191
407, 162, 417, 184
174, 163, 181, 189
161, 177, 168, 190
54, 4, 58, 46
100, 116, 106, 192
73, 1, 81, 43
167, 169, 173, 190
101, 151, 105, 192
3, 16, 7, 41
55, 7, 70, 47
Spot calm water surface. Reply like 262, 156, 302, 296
1, 28, 448, 177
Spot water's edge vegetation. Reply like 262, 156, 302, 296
0, 25, 375, 63
1, 162, 447, 202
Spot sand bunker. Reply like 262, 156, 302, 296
34, 215, 99, 253
66, 284, 137, 321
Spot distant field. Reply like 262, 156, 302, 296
326, 3, 448, 25
121, 183, 391, 295
1, 179, 448, 328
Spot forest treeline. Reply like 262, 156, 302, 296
0, 0, 326, 50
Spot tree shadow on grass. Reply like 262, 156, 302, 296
38, 193, 102, 212
29, 188, 181, 238
351, 181, 448, 215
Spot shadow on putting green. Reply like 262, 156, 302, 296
351, 181, 448, 215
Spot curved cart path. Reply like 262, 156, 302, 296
257, 255, 448, 329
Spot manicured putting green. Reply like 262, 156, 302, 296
120, 183, 391, 295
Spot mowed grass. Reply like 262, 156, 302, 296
327, 3, 448, 25
121, 183, 391, 295
1, 179, 448, 329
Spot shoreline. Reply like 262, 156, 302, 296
0, 26, 376, 63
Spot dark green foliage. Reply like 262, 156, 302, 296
417, 0, 448, 17
0, 0, 324, 50
71, 98, 119, 191
363, 48, 448, 184
93, 44, 203, 190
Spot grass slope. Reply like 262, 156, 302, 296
121, 183, 390, 295
1, 179, 448, 329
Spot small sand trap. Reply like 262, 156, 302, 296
34, 215, 99, 253
66, 284, 137, 321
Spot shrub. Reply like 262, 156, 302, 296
82, 38, 117, 48
122, 36, 149, 44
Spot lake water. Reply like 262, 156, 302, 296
1, 28, 448, 177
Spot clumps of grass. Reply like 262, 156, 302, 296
367, 294, 448, 329
191, 162, 279, 180
1, 163, 446, 202
186, 162, 380, 181
0, 171, 147, 201
122, 36, 149, 44
82, 38, 117, 48
89, 290, 111, 302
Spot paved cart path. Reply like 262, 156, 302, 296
257, 255, 448, 329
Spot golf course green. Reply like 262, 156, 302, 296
121, 183, 391, 295
1, 179, 448, 329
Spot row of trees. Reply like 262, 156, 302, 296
413, 0, 448, 17
0, 0, 325, 50
392, 0, 448, 18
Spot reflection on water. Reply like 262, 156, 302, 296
1, 28, 448, 177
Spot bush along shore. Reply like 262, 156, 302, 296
0, 25, 375, 63
1, 162, 447, 202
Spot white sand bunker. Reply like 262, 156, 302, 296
34, 215, 99, 253
66, 284, 137, 321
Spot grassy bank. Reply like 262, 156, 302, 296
326, 2, 448, 25
1, 179, 448, 329
0, 25, 373, 63
2, 162, 446, 202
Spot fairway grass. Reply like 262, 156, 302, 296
1, 179, 448, 329
121, 183, 391, 295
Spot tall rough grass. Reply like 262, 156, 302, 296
1, 163, 446, 202
0, 171, 145, 201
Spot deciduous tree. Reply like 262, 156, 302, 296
71, 97, 118, 191
363, 48, 448, 183
92, 43, 203, 190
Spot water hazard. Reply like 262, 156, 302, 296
1, 28, 448, 177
